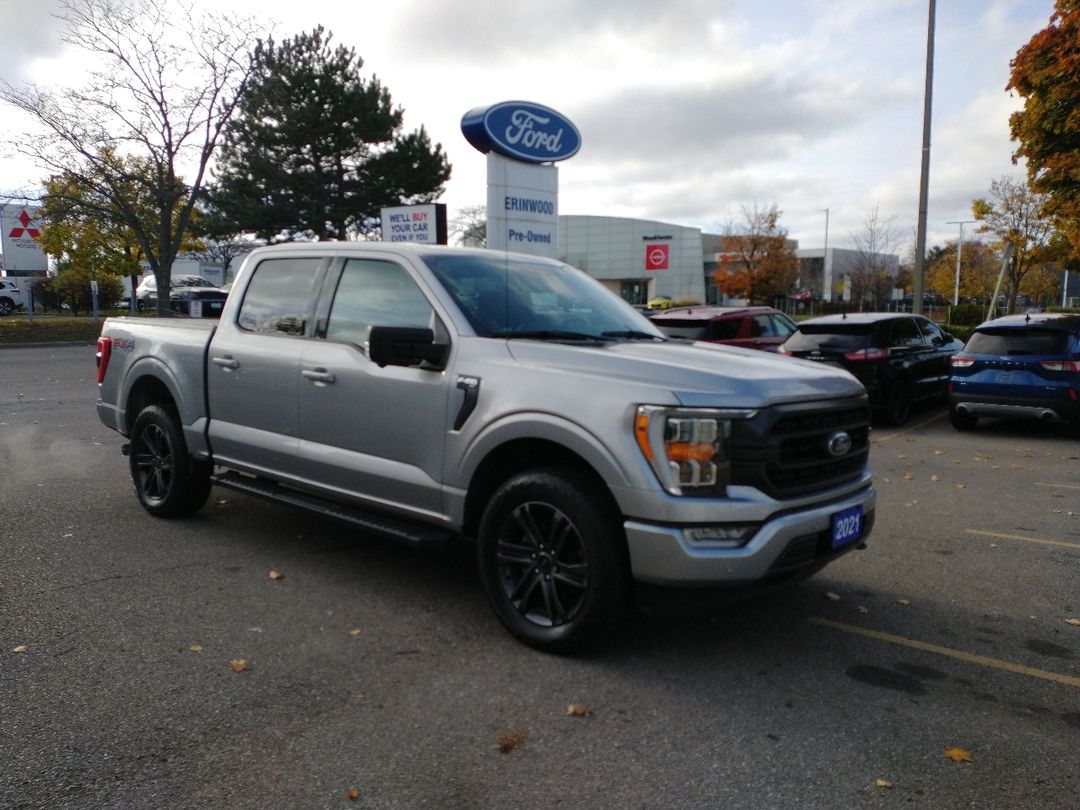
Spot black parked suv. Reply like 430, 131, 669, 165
779, 313, 964, 425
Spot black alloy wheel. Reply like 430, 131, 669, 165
477, 468, 630, 653
880, 381, 913, 427
949, 407, 978, 431
496, 500, 590, 628
129, 404, 211, 517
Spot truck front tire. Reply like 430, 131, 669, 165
129, 405, 211, 517
477, 468, 630, 653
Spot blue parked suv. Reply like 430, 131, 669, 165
948, 313, 1080, 433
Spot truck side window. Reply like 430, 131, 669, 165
237, 258, 323, 336
326, 259, 435, 349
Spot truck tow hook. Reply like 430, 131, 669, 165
121, 443, 131, 456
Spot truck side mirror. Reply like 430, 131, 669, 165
368, 326, 448, 370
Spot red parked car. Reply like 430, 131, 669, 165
649, 305, 798, 352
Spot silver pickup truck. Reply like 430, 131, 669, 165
96, 242, 876, 651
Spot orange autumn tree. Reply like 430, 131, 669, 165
714, 203, 799, 303
1008, 0, 1080, 259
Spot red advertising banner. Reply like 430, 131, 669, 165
645, 243, 669, 271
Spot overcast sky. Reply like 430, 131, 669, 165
0, 0, 1057, 254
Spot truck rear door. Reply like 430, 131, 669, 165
206, 256, 328, 476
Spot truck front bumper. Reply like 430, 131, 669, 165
623, 484, 876, 586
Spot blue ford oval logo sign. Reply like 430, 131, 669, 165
461, 101, 582, 164
827, 431, 852, 457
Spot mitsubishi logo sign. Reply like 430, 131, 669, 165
8, 209, 40, 239
1, 205, 48, 273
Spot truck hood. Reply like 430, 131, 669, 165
505, 339, 864, 408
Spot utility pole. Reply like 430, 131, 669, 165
912, 0, 936, 316
946, 219, 975, 306
820, 208, 829, 303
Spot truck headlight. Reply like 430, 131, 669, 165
634, 406, 738, 496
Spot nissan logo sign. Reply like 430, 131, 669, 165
827, 431, 852, 457
461, 101, 582, 164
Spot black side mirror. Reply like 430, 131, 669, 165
369, 325, 448, 370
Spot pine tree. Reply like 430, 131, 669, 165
209, 27, 451, 241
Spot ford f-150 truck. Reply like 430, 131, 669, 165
96, 243, 876, 651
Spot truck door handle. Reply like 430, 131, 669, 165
302, 368, 336, 385
212, 356, 240, 370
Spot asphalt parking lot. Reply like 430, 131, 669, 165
1, 345, 1077, 809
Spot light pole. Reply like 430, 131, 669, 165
946, 219, 975, 306
819, 208, 829, 303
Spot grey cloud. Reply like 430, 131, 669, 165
380, 0, 738, 64
0, 0, 67, 83
569, 73, 878, 178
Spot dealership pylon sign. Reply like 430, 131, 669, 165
1, 205, 48, 274
461, 101, 580, 258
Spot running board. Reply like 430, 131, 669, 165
211, 471, 453, 551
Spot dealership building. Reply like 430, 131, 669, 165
556, 214, 902, 306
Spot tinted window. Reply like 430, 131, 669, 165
326, 259, 435, 348
966, 328, 1069, 355
784, 324, 874, 352
917, 318, 947, 344
750, 315, 773, 338
237, 258, 322, 336
654, 321, 711, 340
772, 313, 798, 338
656, 318, 741, 340
888, 318, 925, 347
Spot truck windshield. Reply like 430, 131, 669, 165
422, 253, 665, 341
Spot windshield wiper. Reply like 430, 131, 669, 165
491, 329, 607, 342
601, 330, 666, 341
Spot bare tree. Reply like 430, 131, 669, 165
451, 205, 487, 247
972, 176, 1055, 314
849, 205, 901, 310
0, 0, 261, 316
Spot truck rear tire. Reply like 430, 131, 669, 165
477, 468, 630, 653
129, 404, 211, 517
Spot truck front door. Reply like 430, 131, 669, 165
295, 256, 452, 518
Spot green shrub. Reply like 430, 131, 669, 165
0, 315, 105, 344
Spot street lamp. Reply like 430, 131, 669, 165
946, 219, 975, 306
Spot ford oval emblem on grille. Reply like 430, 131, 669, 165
827, 431, 852, 457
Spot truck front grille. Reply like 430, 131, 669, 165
731, 399, 871, 499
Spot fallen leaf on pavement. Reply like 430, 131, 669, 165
825, 592, 842, 602
1066, 619, 1080, 627
268, 570, 285, 581
349, 628, 363, 637
345, 789, 360, 800
228, 659, 249, 673
12, 645, 29, 654
857, 606, 870, 615
896, 599, 912, 607
189, 644, 203, 653
875, 779, 894, 789
496, 729, 528, 753
944, 747, 974, 763
566, 704, 593, 717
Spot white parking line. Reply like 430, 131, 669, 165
1035, 482, 1080, 491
